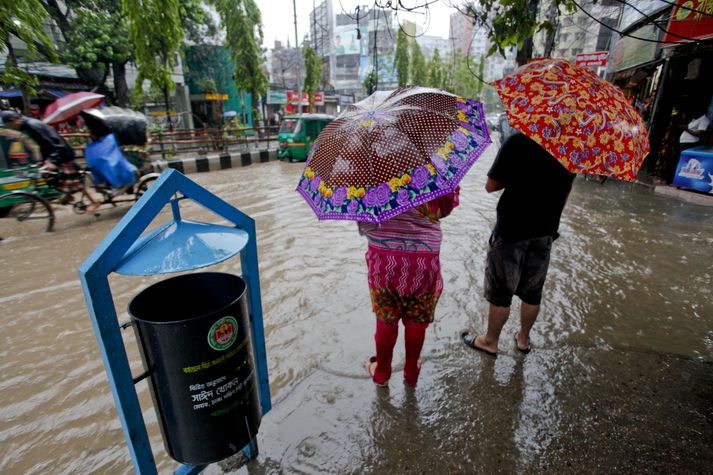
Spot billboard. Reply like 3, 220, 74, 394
663, 0, 713, 44
334, 25, 361, 55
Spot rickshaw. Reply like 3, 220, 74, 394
277, 113, 334, 162
0, 108, 158, 235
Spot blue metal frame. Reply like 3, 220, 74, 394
78, 169, 271, 474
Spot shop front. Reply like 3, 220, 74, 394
608, 1, 713, 185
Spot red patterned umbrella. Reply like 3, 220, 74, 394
495, 59, 650, 181
296, 86, 492, 223
42, 92, 105, 125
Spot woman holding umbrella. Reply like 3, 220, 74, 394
296, 86, 492, 387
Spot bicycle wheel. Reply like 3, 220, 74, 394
0, 191, 55, 236
134, 174, 159, 199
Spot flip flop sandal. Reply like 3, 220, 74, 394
514, 334, 531, 354
365, 356, 388, 387
461, 331, 497, 357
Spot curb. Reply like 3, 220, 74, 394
152, 149, 280, 174
654, 185, 713, 207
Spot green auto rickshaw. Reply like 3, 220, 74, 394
277, 113, 334, 162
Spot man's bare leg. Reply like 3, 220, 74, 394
474, 303, 510, 354
516, 302, 539, 350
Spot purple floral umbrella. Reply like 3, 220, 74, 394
296, 86, 492, 223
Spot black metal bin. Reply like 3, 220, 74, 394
128, 272, 261, 465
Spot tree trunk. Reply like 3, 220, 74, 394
112, 62, 129, 107
516, 0, 540, 66
163, 87, 174, 131
543, 2, 559, 58
6, 41, 31, 114
41, 0, 104, 86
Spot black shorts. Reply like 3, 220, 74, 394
483, 232, 554, 307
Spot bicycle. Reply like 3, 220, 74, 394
0, 164, 159, 235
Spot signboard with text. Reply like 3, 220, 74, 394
576, 51, 609, 68
267, 90, 287, 105
663, 0, 713, 44
313, 92, 324, 106
286, 91, 309, 106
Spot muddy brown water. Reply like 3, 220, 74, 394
1, 149, 712, 474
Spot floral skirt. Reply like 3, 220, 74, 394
365, 247, 443, 325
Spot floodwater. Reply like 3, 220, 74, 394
1, 148, 712, 474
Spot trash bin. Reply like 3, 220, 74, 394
128, 272, 261, 465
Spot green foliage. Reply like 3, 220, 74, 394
303, 47, 322, 102
0, 0, 58, 61
363, 68, 378, 96
0, 0, 58, 98
123, 0, 184, 95
444, 54, 482, 100
395, 29, 409, 87
65, 3, 132, 73
427, 49, 443, 89
211, 0, 268, 103
196, 77, 218, 94
409, 40, 427, 86
464, 0, 578, 65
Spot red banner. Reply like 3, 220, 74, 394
287, 91, 309, 106
313, 92, 324, 106
663, 0, 713, 44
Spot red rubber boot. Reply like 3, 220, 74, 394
373, 319, 398, 386
403, 321, 428, 388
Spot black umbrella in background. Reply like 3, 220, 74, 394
80, 107, 148, 146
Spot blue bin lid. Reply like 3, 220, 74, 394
115, 219, 249, 275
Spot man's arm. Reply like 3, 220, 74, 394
485, 177, 504, 193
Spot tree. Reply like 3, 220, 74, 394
0, 0, 58, 112
463, 0, 577, 66
448, 54, 482, 99
427, 48, 443, 89
394, 29, 410, 87
303, 47, 322, 110
409, 40, 427, 86
65, 1, 133, 105
363, 68, 378, 96
211, 0, 268, 120
123, 0, 184, 129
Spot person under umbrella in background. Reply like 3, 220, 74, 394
461, 132, 574, 356
82, 117, 138, 214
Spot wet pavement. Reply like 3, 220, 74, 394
1, 147, 712, 474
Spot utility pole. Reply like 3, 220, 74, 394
293, 0, 303, 114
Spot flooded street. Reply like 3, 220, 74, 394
1, 147, 712, 474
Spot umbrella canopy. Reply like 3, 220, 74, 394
495, 59, 650, 181
80, 107, 148, 146
296, 86, 492, 223
42, 92, 105, 125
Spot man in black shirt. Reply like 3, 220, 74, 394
463, 132, 575, 356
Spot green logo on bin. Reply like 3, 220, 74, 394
208, 316, 238, 351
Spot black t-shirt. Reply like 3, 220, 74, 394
488, 132, 574, 241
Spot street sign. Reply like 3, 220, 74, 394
204, 93, 229, 101
576, 52, 609, 68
